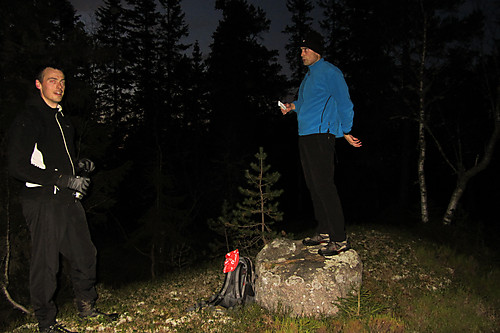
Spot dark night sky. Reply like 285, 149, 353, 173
70, 0, 498, 77
70, 0, 324, 75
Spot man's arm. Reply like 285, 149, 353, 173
328, 69, 354, 134
7, 112, 60, 185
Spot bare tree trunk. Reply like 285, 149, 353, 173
150, 243, 156, 280
443, 93, 500, 224
259, 154, 267, 245
417, 2, 429, 223
443, 176, 467, 225
151, 144, 162, 280
417, 108, 429, 223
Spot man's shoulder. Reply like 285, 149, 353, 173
320, 60, 343, 75
19, 102, 42, 119
12, 98, 46, 127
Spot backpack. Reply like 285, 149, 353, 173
208, 256, 256, 308
187, 255, 256, 311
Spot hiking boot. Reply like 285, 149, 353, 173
39, 323, 76, 333
302, 233, 330, 246
76, 299, 119, 321
318, 239, 351, 256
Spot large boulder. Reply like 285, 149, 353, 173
254, 238, 363, 317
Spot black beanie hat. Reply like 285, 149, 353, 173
300, 30, 324, 55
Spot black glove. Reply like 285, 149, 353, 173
57, 175, 91, 195
77, 158, 95, 174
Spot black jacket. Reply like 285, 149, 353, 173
7, 96, 77, 198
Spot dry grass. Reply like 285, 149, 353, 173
5, 224, 499, 332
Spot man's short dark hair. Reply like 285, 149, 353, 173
36, 65, 64, 82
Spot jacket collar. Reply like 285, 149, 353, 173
308, 58, 325, 72
28, 96, 64, 117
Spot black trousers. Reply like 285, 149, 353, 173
21, 195, 97, 329
298, 133, 346, 242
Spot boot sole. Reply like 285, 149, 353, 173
318, 246, 351, 256
302, 239, 330, 246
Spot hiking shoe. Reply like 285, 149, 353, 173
318, 239, 351, 256
81, 308, 119, 322
39, 323, 76, 333
302, 233, 330, 246
76, 299, 119, 321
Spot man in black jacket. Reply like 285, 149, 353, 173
7, 66, 114, 333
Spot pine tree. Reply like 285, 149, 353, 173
207, 0, 286, 143
211, 147, 284, 250
207, 0, 287, 206
93, 0, 133, 126
124, 0, 162, 125
180, 41, 210, 133
156, 0, 190, 138
172, 41, 214, 226
283, 0, 314, 86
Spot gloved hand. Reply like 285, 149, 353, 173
77, 158, 95, 174
56, 175, 91, 195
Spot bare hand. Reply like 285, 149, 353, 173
280, 103, 294, 115
344, 134, 362, 147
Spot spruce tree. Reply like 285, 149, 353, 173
157, 0, 190, 137
210, 147, 284, 251
93, 0, 133, 126
283, 0, 314, 86
207, 0, 287, 206
207, 0, 286, 142
114, 0, 197, 278
124, 0, 161, 125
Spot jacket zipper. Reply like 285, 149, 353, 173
55, 106, 75, 176
319, 95, 332, 133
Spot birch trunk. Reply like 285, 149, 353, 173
443, 177, 467, 225
418, 117, 429, 223
417, 4, 429, 223
443, 95, 500, 224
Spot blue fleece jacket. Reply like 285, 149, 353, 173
293, 58, 354, 137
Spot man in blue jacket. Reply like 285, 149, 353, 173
281, 31, 362, 256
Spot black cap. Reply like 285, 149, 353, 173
300, 30, 324, 55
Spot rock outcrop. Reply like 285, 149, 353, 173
254, 238, 363, 317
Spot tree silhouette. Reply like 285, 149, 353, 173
209, 147, 284, 250
283, 0, 314, 87
94, 0, 134, 126
207, 0, 287, 206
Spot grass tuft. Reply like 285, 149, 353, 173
4, 223, 499, 332
334, 288, 387, 319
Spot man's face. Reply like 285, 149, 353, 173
35, 67, 65, 108
301, 47, 321, 66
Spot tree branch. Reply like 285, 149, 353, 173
1, 177, 31, 315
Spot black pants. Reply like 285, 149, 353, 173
298, 133, 346, 241
21, 195, 97, 329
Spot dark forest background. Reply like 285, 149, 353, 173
1, 0, 499, 324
